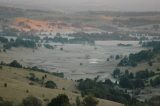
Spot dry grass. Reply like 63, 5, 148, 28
0, 66, 122, 106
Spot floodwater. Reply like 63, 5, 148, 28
0, 40, 144, 80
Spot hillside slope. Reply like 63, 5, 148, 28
0, 66, 122, 106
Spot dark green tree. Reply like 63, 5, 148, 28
112, 68, 121, 78
9, 60, 22, 68
22, 96, 42, 106
48, 94, 70, 106
45, 80, 57, 89
82, 96, 98, 106
76, 96, 82, 106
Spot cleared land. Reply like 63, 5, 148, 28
0, 41, 143, 80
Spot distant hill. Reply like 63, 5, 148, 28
0, 6, 64, 19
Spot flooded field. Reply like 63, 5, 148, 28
0, 40, 144, 80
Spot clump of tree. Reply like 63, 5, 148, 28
135, 69, 155, 79
142, 41, 160, 52
44, 44, 54, 49
4, 83, 7, 87
77, 78, 135, 105
82, 96, 98, 106
22, 96, 42, 106
9, 60, 22, 68
112, 68, 121, 78
43, 35, 95, 45
51, 72, 64, 78
76, 97, 82, 106
119, 41, 160, 67
152, 24, 159, 31
0, 97, 13, 106
2, 28, 18, 37
2, 60, 64, 79
45, 80, 57, 89
0, 36, 8, 43
119, 76, 145, 89
68, 32, 137, 41
28, 73, 39, 82
28, 66, 47, 73
27, 73, 47, 86
3, 38, 36, 49
48, 94, 99, 106
47, 94, 70, 106
118, 50, 154, 67
113, 69, 156, 89
148, 96, 160, 106
150, 75, 160, 87
19, 34, 41, 42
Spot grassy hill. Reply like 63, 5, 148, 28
0, 66, 122, 106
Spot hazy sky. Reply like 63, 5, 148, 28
0, 0, 160, 12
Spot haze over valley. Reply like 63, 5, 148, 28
0, 0, 160, 12
0, 1, 160, 106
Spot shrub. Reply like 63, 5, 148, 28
135, 70, 155, 79
82, 96, 99, 106
51, 72, 64, 78
9, 60, 22, 68
45, 80, 57, 89
22, 96, 42, 106
47, 94, 70, 106
156, 68, 160, 71
26, 90, 29, 93
60, 48, 63, 51
119, 77, 133, 89
76, 96, 82, 106
77, 78, 132, 104
0, 97, 13, 106
44, 44, 54, 49
118, 50, 154, 67
115, 55, 120, 60
0, 65, 2, 69
3, 49, 6, 52
80, 63, 83, 66
112, 68, 121, 78
28, 73, 37, 81
148, 61, 153, 66
150, 76, 160, 87
4, 83, 7, 87
148, 96, 160, 106
119, 77, 145, 89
